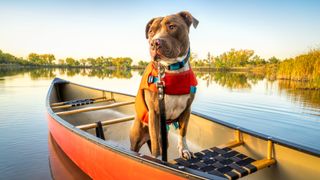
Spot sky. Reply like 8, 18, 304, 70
0, 0, 320, 63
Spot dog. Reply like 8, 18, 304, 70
130, 11, 199, 159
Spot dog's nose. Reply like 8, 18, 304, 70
155, 39, 161, 47
152, 39, 162, 49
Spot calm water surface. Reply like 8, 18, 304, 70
0, 68, 319, 179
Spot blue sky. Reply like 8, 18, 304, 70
0, 0, 319, 63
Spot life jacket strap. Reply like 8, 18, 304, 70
190, 86, 197, 94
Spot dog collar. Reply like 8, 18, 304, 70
166, 48, 190, 71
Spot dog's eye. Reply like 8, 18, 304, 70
168, 24, 176, 30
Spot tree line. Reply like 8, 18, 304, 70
1, 48, 278, 68
58, 56, 133, 69
188, 49, 280, 68
0, 50, 132, 68
0, 50, 29, 65
1, 48, 319, 83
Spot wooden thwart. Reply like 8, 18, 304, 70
56, 101, 134, 115
52, 98, 115, 110
76, 115, 135, 130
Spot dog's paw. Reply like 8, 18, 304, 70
151, 148, 160, 158
152, 152, 160, 158
179, 148, 193, 159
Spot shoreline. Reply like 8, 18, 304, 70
1, 64, 319, 90
0, 63, 258, 72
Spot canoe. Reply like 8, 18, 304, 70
46, 78, 320, 180
48, 134, 91, 180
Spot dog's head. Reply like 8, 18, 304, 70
145, 11, 199, 64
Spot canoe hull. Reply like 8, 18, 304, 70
47, 113, 185, 180
48, 133, 90, 180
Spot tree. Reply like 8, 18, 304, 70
249, 55, 266, 65
28, 53, 41, 64
38, 54, 56, 65
86, 58, 96, 67
137, 60, 149, 67
65, 57, 77, 66
268, 56, 280, 64
43, 54, 55, 65
112, 57, 132, 68
214, 49, 255, 67
95, 56, 113, 67
79, 59, 87, 66
28, 53, 55, 65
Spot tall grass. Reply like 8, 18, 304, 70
277, 49, 320, 82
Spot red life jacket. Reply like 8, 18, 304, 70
135, 62, 197, 124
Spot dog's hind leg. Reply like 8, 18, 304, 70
148, 109, 161, 157
130, 116, 149, 152
143, 90, 161, 157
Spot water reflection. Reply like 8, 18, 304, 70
30, 68, 56, 79
48, 134, 91, 180
0, 66, 34, 77
0, 67, 319, 108
195, 71, 269, 90
278, 80, 320, 109
0, 67, 133, 79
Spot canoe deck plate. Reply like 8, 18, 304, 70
173, 147, 264, 180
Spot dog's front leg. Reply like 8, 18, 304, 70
148, 109, 160, 157
178, 107, 192, 159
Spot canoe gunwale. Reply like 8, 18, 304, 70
191, 111, 320, 158
46, 78, 224, 180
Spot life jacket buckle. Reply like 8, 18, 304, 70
147, 75, 159, 84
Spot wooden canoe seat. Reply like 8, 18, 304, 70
77, 116, 135, 141
51, 97, 105, 106
76, 115, 135, 130
171, 130, 276, 180
51, 97, 116, 110
56, 101, 135, 115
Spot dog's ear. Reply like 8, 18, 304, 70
178, 11, 199, 29
145, 18, 156, 39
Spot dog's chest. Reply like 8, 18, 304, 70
164, 94, 190, 120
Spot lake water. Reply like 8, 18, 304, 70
0, 67, 319, 179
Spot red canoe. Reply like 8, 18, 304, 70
46, 78, 320, 180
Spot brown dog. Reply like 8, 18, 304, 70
130, 11, 199, 159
